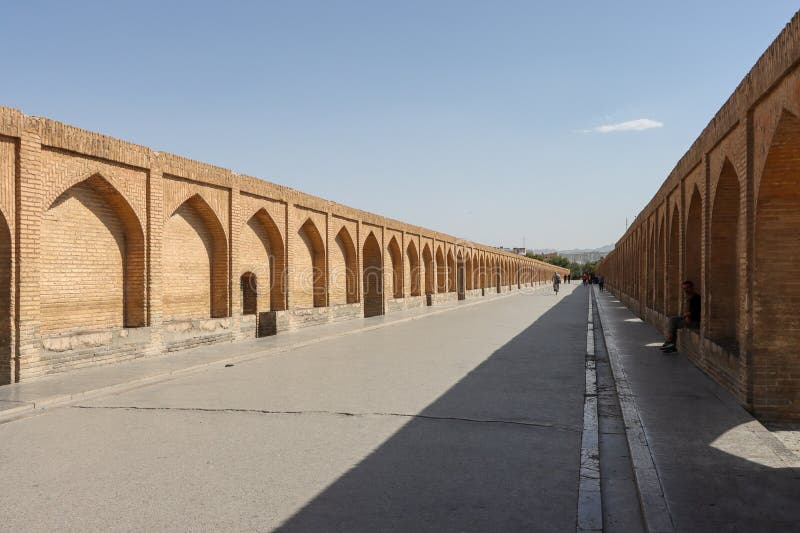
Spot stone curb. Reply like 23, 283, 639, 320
592, 286, 675, 533
0, 286, 549, 425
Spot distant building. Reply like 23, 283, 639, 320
497, 246, 527, 255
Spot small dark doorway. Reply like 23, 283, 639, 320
241, 272, 258, 316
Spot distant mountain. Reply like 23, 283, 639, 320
558, 244, 614, 254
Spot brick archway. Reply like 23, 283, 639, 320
42, 174, 146, 333
684, 188, 703, 297
363, 232, 383, 317
447, 249, 457, 293
465, 253, 474, 291
456, 251, 465, 300
709, 159, 740, 352
243, 209, 286, 312
753, 110, 800, 418
656, 216, 665, 314
435, 246, 446, 293
387, 237, 403, 299
297, 219, 326, 308
164, 194, 228, 320
0, 210, 10, 385
667, 206, 681, 316
406, 240, 421, 297
332, 227, 358, 305
422, 244, 434, 295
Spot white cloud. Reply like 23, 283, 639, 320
588, 118, 663, 133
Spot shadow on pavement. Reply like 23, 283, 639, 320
595, 289, 800, 532
278, 287, 589, 532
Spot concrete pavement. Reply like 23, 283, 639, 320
0, 288, 536, 422
0, 284, 591, 532
2, 282, 795, 531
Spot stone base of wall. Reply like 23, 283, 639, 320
163, 318, 235, 352
386, 296, 426, 314
21, 327, 153, 380
279, 303, 363, 331
428, 292, 458, 305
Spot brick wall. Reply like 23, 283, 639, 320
598, 10, 800, 422
0, 104, 564, 383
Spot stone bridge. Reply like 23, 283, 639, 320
0, 106, 567, 384
598, 12, 800, 421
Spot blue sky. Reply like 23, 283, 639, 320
1, 1, 797, 250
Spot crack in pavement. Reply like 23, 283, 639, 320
70, 405, 582, 432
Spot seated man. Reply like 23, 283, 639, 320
661, 280, 700, 353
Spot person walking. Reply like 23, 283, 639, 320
598, 274, 604, 291
552, 272, 561, 294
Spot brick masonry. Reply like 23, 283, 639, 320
0, 107, 566, 384
598, 11, 800, 422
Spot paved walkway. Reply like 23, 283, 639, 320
0, 284, 590, 532
2, 283, 797, 531
594, 286, 800, 532
0, 288, 543, 422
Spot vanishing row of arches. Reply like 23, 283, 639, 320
0, 173, 554, 351
238, 224, 545, 319
600, 110, 800, 377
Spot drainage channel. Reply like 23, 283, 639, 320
592, 288, 646, 532
577, 288, 602, 532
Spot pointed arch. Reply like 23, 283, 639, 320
297, 218, 327, 308
387, 236, 403, 299
45, 168, 144, 233
465, 252, 474, 291
447, 249, 457, 292
656, 215, 665, 313
242, 209, 286, 312
435, 246, 446, 293
0, 210, 10, 384
456, 251, 466, 300
422, 243, 434, 294
754, 110, 800, 417
422, 243, 434, 295
363, 232, 383, 317
164, 193, 229, 320
685, 187, 703, 296
647, 221, 655, 307
667, 205, 681, 316
331, 227, 358, 305
41, 174, 146, 333
406, 240, 421, 297
709, 159, 740, 351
